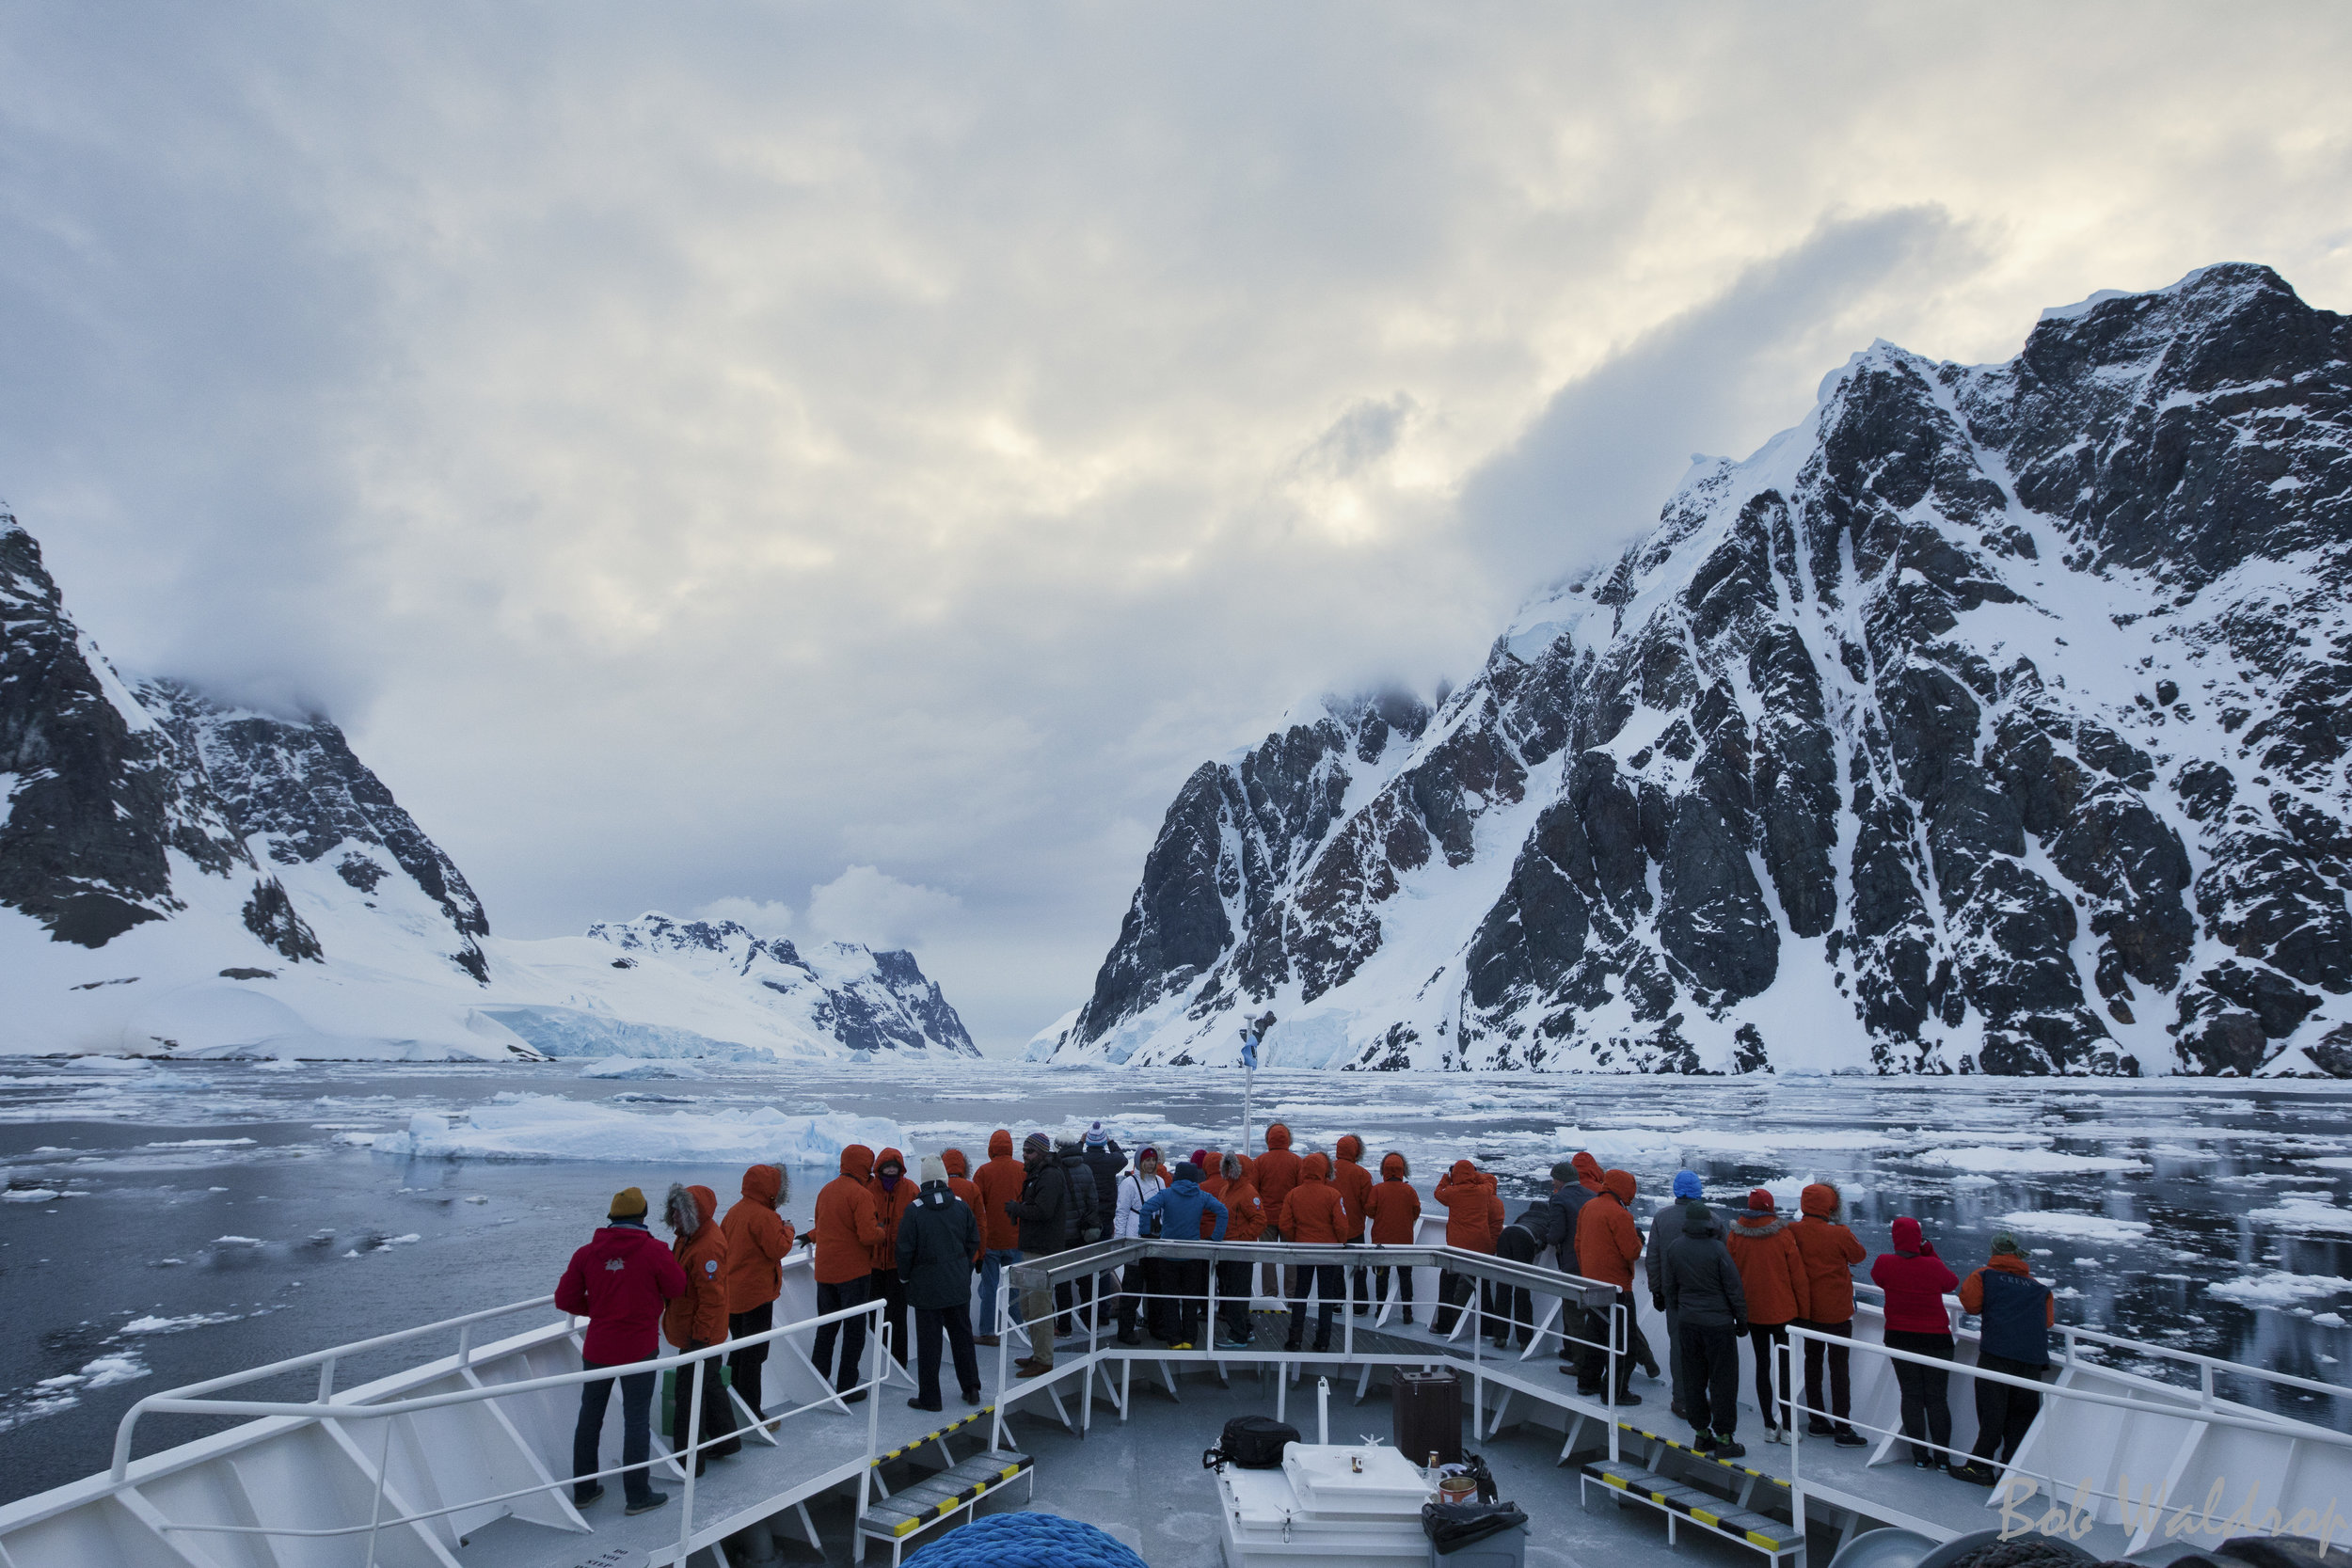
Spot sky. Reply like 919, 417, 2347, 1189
2, 5, 2348, 1054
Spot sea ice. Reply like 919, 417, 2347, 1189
2245, 1196, 2352, 1235
2204, 1272, 2352, 1308
359, 1093, 902, 1164
1915, 1147, 2149, 1174
119, 1312, 241, 1334
1986, 1211, 2153, 1242
578, 1057, 708, 1081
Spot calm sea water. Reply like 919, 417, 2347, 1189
1, 1056, 2345, 1505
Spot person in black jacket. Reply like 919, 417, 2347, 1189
1053, 1137, 1101, 1334
898, 1157, 982, 1412
1660, 1198, 1749, 1459
1491, 1196, 1570, 1349
1008, 1133, 1070, 1375
1648, 1170, 1713, 1420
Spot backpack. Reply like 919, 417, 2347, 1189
1060, 1155, 1101, 1245
1201, 1415, 1299, 1472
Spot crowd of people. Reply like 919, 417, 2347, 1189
548, 1119, 2057, 1512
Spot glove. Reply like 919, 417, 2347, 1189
1652, 1292, 1665, 1314
1005, 1202, 1022, 1218
1732, 1320, 1748, 1336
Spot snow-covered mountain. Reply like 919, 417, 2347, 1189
0, 512, 976, 1061
1038, 264, 2352, 1078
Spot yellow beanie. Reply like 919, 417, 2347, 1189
609, 1186, 647, 1220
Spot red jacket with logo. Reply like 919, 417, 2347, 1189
557, 1223, 688, 1364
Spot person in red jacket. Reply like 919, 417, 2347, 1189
661, 1183, 733, 1471
1725, 1190, 1812, 1440
1432, 1160, 1502, 1336
1255, 1123, 1304, 1300
1869, 1216, 1960, 1468
1790, 1182, 1867, 1447
1363, 1152, 1422, 1323
1572, 1169, 1651, 1404
973, 1130, 1027, 1344
720, 1164, 795, 1426
1332, 1134, 1375, 1314
867, 1148, 919, 1370
1201, 1150, 1263, 1348
555, 1186, 686, 1514
1277, 1152, 1350, 1352
812, 1145, 884, 1402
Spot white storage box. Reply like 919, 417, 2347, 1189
1218, 1442, 1435, 1564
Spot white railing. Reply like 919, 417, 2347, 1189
108, 1292, 889, 1567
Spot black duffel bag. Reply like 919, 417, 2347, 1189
1201, 1415, 1299, 1471
1422, 1499, 1530, 1555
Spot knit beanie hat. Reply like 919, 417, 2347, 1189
609, 1186, 647, 1221
1550, 1161, 1577, 1183
921, 1155, 948, 1184
1189, 1148, 1209, 1170
1085, 1120, 1108, 1148
1137, 1146, 1159, 1164
1990, 1232, 2022, 1257
1747, 1188, 1775, 1211
1174, 1162, 1202, 1183
1672, 1170, 1704, 1200
1024, 1132, 1051, 1154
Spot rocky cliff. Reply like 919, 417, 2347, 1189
1041, 264, 2352, 1077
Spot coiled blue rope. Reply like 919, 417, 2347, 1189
902, 1511, 1149, 1568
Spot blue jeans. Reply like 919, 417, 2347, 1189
573, 1355, 657, 1504
978, 1249, 1022, 1335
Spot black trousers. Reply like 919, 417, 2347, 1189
1116, 1258, 1150, 1334
727, 1303, 772, 1418
1579, 1290, 1653, 1395
1287, 1263, 1344, 1345
1796, 1317, 1851, 1426
1491, 1228, 1538, 1346
1679, 1322, 1740, 1437
1747, 1323, 1794, 1431
869, 1267, 910, 1367
914, 1304, 980, 1404
1215, 1258, 1255, 1339
1885, 1329, 1955, 1463
813, 1275, 870, 1391
1970, 1352, 2046, 1464
1372, 1263, 1415, 1315
1431, 1269, 1480, 1337
1165, 1258, 1210, 1343
573, 1355, 657, 1504
670, 1341, 731, 1464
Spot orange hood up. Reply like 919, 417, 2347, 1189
1337, 1134, 1364, 1163
941, 1148, 969, 1178
1801, 1182, 1840, 1218
1380, 1152, 1407, 1179
739, 1164, 783, 1207
1448, 1159, 1480, 1182
1264, 1122, 1292, 1151
1301, 1152, 1331, 1180
1571, 1151, 1602, 1189
872, 1148, 907, 1187
1602, 1169, 1636, 1205
839, 1144, 874, 1180
988, 1129, 1012, 1158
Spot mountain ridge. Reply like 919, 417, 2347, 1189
1038, 263, 2352, 1078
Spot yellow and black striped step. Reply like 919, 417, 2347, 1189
860, 1450, 1033, 1540
1585, 1461, 1801, 1552
1616, 1420, 1793, 1489
874, 1407, 994, 1465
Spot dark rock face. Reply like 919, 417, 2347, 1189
0, 513, 316, 959
141, 681, 491, 980
587, 913, 978, 1056
1056, 264, 2352, 1076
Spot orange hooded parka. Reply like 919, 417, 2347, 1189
814, 1145, 884, 1285
720, 1163, 796, 1314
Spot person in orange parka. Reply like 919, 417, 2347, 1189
1572, 1169, 1653, 1403
867, 1149, 919, 1370
1277, 1152, 1351, 1351
720, 1164, 795, 1424
1725, 1189, 1813, 1439
812, 1144, 883, 1401
972, 1131, 1026, 1344
1255, 1123, 1304, 1300
1332, 1134, 1375, 1316
1363, 1152, 1422, 1323
1431, 1159, 1503, 1336
1790, 1182, 1867, 1445
661, 1183, 734, 1468
1201, 1150, 1263, 1347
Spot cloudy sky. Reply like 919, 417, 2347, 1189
4, 6, 2347, 1053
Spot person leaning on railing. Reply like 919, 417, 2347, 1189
661, 1183, 738, 1474
1871, 1216, 1961, 1471
1950, 1233, 2056, 1485
554, 1185, 687, 1516
719, 1163, 794, 1426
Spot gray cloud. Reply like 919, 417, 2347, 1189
1, 4, 2347, 1051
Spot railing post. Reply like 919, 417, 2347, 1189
2201, 1362, 2215, 1411
457, 1324, 472, 1370
318, 1357, 338, 1402
362, 1413, 391, 1568
678, 1347, 705, 1564
1343, 1254, 1354, 1359
1206, 1250, 1218, 1354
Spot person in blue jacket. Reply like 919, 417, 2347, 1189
1139, 1162, 1229, 1350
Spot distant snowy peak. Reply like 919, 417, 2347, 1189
585, 912, 979, 1056
1055, 262, 2352, 1078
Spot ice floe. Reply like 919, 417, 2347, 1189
1987, 1211, 2153, 1242
356, 1092, 901, 1164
